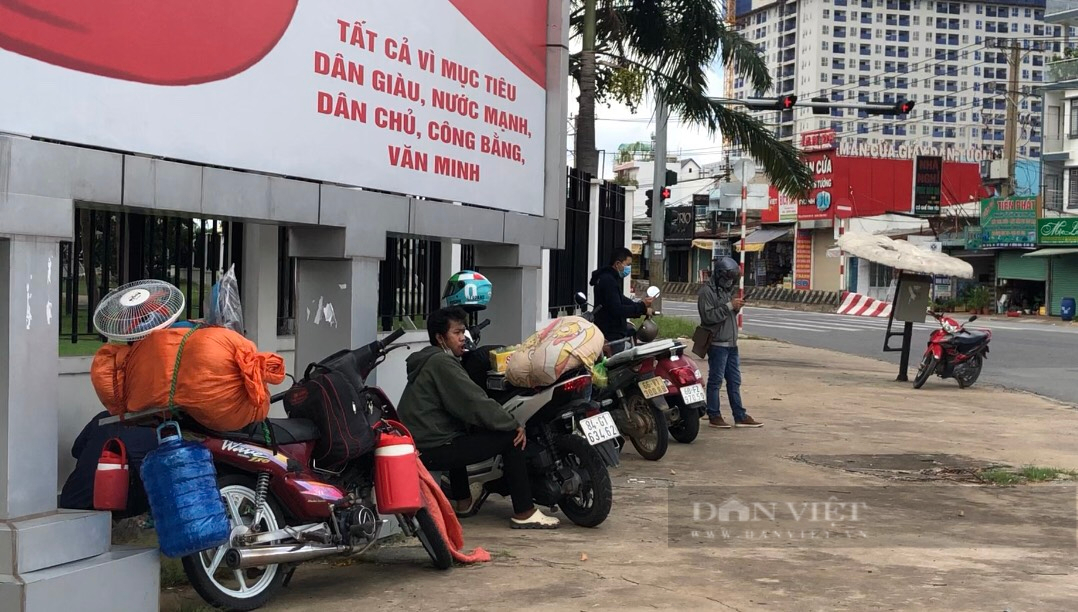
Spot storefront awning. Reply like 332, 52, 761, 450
1022, 248, 1078, 257
734, 227, 792, 252
692, 239, 717, 250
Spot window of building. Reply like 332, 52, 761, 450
1070, 101, 1078, 138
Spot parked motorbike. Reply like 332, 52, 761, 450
913, 309, 992, 389
102, 328, 452, 611
574, 286, 706, 455
456, 321, 616, 527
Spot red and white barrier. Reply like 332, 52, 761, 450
837, 291, 892, 318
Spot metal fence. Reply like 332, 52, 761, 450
377, 237, 442, 331
547, 167, 592, 317
597, 180, 626, 268
59, 209, 243, 347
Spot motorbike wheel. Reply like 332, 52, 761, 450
913, 354, 937, 389
182, 475, 287, 612
957, 355, 983, 389
667, 397, 702, 444
411, 508, 453, 570
623, 392, 669, 461
557, 435, 613, 528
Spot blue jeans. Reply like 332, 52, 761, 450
706, 345, 746, 421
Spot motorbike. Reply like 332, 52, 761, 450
455, 317, 616, 527
101, 328, 452, 611
573, 286, 706, 457
913, 309, 992, 389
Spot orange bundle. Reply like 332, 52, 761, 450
91, 326, 286, 431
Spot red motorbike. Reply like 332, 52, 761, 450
913, 310, 992, 389
102, 328, 452, 611
635, 342, 706, 444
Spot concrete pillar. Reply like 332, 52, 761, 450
0, 236, 158, 611
241, 223, 280, 351
474, 245, 542, 346
538, 248, 551, 324
588, 178, 601, 303
293, 256, 380, 382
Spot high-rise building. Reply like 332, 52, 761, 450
727, 0, 1074, 162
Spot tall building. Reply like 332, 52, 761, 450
728, 0, 1074, 163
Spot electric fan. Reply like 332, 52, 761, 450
93, 280, 186, 342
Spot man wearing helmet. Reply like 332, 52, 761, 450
697, 256, 763, 429
589, 247, 654, 343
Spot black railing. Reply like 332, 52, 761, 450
597, 180, 626, 269
59, 209, 243, 352
548, 167, 593, 317
378, 237, 442, 331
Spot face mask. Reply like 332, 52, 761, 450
621, 265, 632, 279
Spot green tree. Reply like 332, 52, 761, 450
570, 0, 813, 196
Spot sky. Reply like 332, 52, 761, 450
565, 62, 731, 180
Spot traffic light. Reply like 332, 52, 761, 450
864, 100, 916, 116
660, 187, 671, 201
811, 96, 830, 115
742, 95, 797, 111
665, 169, 678, 187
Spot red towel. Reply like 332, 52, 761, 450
416, 460, 492, 564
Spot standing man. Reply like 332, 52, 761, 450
697, 257, 763, 429
590, 247, 653, 343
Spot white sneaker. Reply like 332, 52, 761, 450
510, 509, 561, 529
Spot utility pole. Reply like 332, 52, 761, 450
991, 39, 1023, 197
649, 96, 669, 312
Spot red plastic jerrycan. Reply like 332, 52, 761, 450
93, 438, 130, 511
373, 421, 423, 514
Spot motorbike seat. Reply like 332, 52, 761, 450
605, 339, 678, 368
953, 330, 989, 347
223, 418, 322, 445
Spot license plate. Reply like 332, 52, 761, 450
638, 377, 668, 399
579, 412, 621, 446
680, 383, 705, 405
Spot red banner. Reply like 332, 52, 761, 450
761, 152, 990, 222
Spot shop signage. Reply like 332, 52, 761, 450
912, 156, 943, 217
800, 129, 835, 152
665, 207, 695, 242
794, 229, 813, 290
979, 197, 1038, 248
1037, 217, 1078, 246
837, 139, 1000, 164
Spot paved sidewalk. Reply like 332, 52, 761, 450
164, 339, 1078, 611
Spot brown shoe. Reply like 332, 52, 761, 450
734, 416, 763, 428
708, 416, 732, 429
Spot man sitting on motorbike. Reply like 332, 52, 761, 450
398, 306, 561, 529
589, 247, 653, 344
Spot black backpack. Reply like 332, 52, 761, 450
284, 350, 380, 471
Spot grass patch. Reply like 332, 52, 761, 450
112, 518, 189, 588
631, 314, 698, 341
978, 466, 1078, 485
1020, 466, 1078, 482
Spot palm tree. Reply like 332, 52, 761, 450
570, 0, 813, 197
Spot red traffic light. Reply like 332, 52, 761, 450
898, 100, 915, 114
781, 95, 797, 109
661, 187, 671, 200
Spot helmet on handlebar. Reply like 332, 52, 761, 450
636, 318, 658, 343
442, 270, 492, 308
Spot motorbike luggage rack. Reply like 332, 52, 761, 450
605, 339, 678, 368
98, 407, 180, 427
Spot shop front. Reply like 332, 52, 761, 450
735, 226, 794, 287
1025, 217, 1078, 316
970, 197, 1041, 314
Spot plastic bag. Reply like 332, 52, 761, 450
207, 264, 244, 334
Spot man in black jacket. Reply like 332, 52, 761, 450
589, 247, 653, 343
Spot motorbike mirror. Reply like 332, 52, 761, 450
646, 286, 661, 299
575, 292, 588, 305
968, 315, 978, 322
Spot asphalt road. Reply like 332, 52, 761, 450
663, 299, 1078, 407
